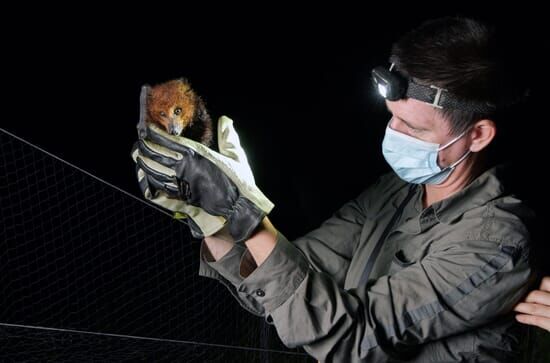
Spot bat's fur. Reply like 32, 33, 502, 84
147, 78, 213, 146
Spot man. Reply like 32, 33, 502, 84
132, 17, 542, 362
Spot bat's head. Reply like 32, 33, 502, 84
147, 78, 198, 136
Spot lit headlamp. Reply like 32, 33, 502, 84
371, 63, 497, 113
371, 64, 408, 101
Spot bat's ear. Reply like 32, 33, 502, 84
178, 77, 193, 93
137, 84, 151, 139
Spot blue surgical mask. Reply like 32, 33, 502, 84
382, 120, 471, 185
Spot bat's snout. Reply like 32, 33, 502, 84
168, 121, 184, 136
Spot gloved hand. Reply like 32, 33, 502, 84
130, 85, 225, 239
131, 148, 226, 239
133, 113, 274, 243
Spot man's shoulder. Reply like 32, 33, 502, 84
435, 165, 535, 247
444, 193, 533, 250
482, 195, 532, 243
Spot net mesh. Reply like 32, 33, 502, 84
0, 128, 311, 362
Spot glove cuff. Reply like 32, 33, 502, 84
228, 196, 266, 244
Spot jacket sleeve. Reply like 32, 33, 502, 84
199, 184, 371, 288
197, 186, 368, 317
198, 240, 266, 316
235, 230, 534, 362
288, 189, 368, 286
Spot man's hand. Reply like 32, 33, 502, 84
131, 85, 225, 239
514, 276, 550, 332
133, 157, 226, 239
134, 116, 274, 243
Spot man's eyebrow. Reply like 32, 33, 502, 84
384, 103, 428, 131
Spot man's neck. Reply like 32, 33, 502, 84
422, 155, 483, 209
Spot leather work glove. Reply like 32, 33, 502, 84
131, 152, 226, 239
130, 85, 223, 239
131, 87, 274, 243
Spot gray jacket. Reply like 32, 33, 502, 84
199, 166, 536, 362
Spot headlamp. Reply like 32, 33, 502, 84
371, 63, 497, 113
371, 63, 407, 101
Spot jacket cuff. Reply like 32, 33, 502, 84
198, 239, 247, 286
236, 231, 309, 312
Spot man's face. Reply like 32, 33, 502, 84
385, 98, 471, 169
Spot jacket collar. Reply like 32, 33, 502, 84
398, 165, 509, 234
430, 165, 506, 224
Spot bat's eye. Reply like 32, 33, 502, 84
160, 111, 166, 117
174, 107, 182, 115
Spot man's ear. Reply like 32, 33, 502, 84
469, 119, 496, 152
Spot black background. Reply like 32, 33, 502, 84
3, 7, 546, 240
1, 6, 548, 354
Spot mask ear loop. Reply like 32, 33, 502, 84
438, 126, 474, 170
437, 127, 470, 151
447, 149, 472, 169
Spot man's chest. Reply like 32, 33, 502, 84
343, 201, 442, 289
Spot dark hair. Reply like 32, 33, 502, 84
391, 16, 529, 135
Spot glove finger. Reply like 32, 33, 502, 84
136, 155, 177, 185
145, 124, 196, 158
136, 163, 177, 200
138, 139, 182, 169
138, 185, 227, 237
136, 165, 154, 199
147, 123, 246, 185
136, 157, 186, 200
145, 171, 181, 199
130, 141, 140, 163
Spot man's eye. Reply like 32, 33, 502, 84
174, 107, 182, 115
160, 112, 166, 117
